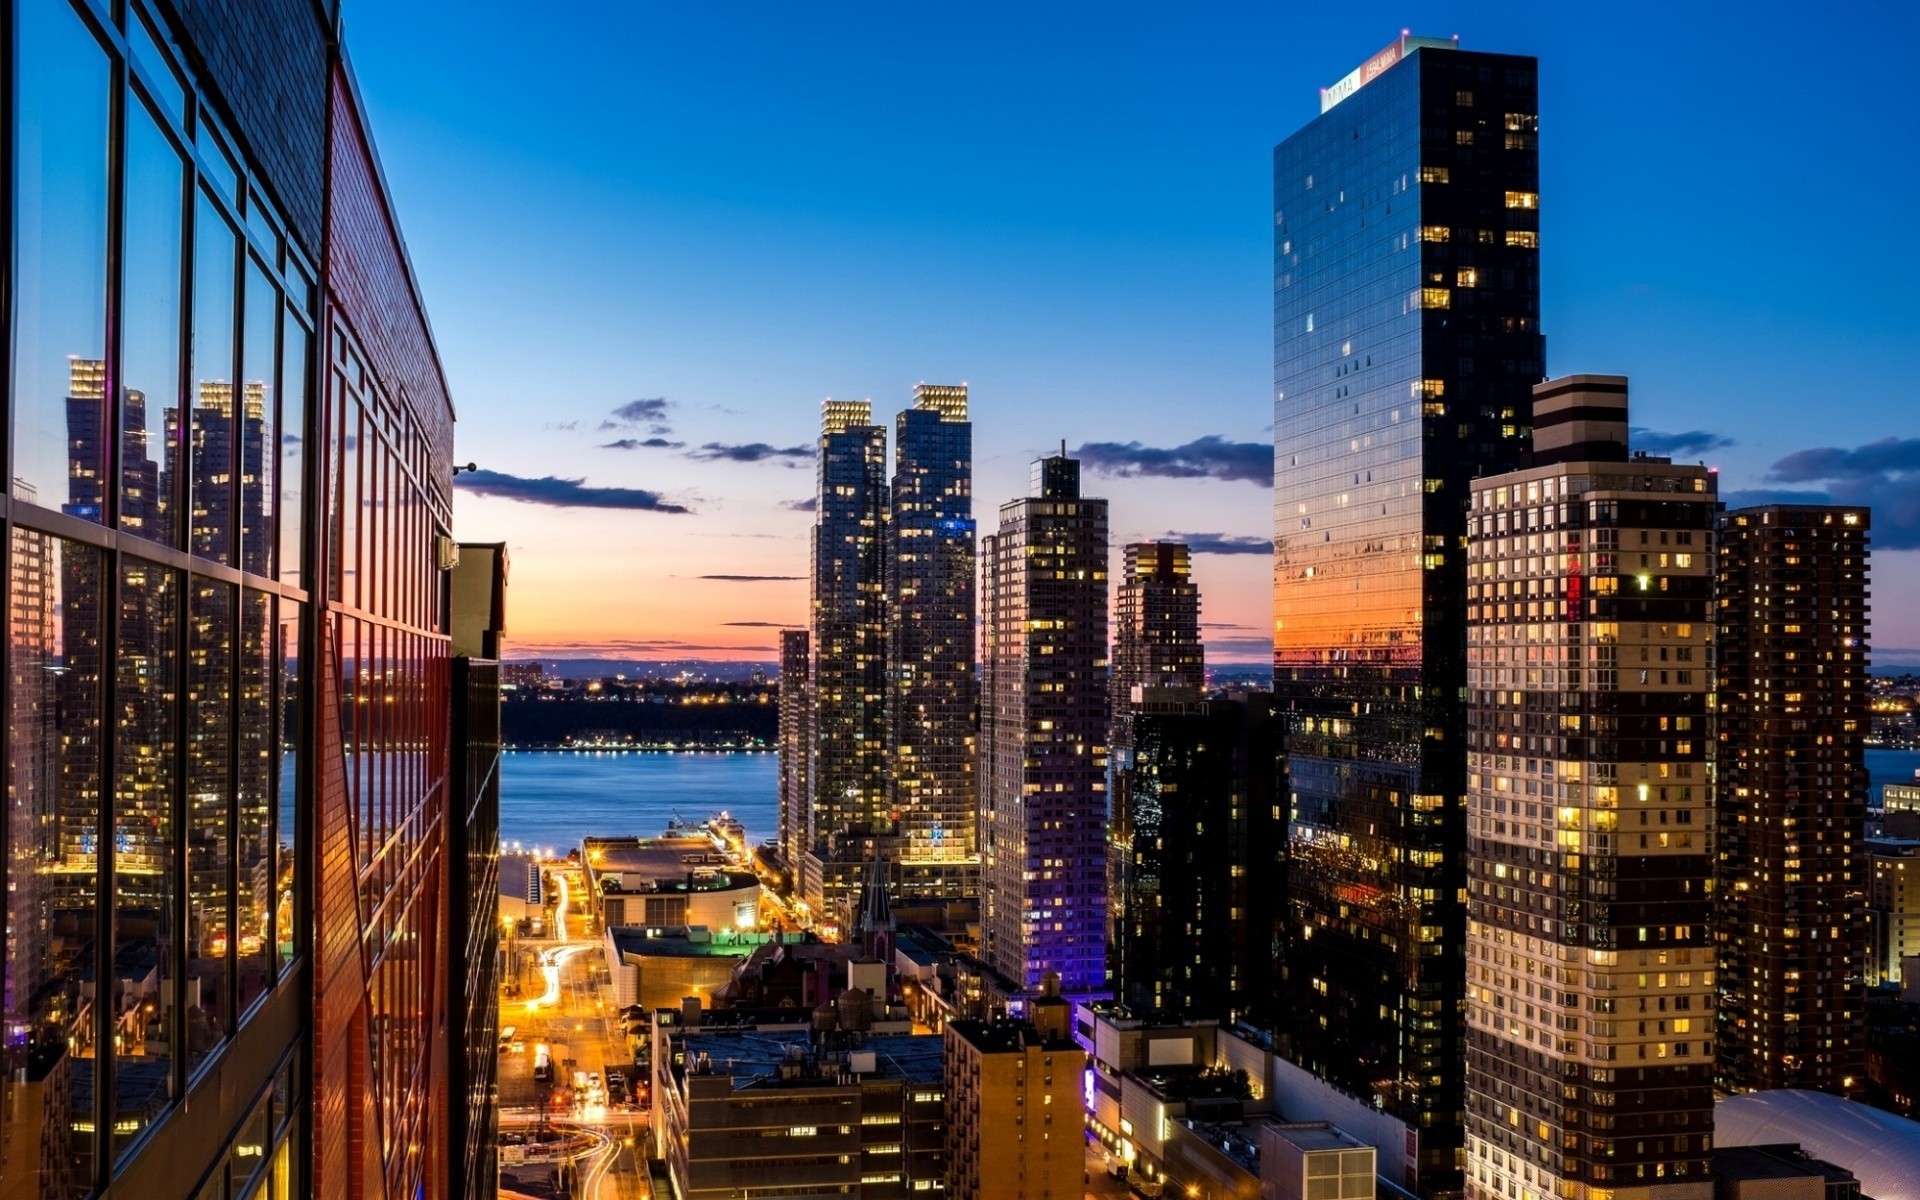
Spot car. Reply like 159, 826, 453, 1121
508, 1040, 526, 1053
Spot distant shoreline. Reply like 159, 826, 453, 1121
504, 744, 773, 753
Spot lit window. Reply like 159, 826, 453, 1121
1420, 166, 1450, 184
1456, 130, 1475, 145
1456, 91, 1474, 106
1420, 225, 1451, 243
1505, 191, 1539, 210
1458, 268, 1479, 288
1420, 287, 1451, 309
1506, 230, 1539, 248
1505, 113, 1537, 131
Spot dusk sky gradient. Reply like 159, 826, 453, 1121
342, 1, 1920, 665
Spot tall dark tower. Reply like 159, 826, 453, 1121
1271, 35, 1544, 1197
1715, 505, 1871, 1096
806, 400, 890, 922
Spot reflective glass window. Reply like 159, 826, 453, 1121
278, 311, 309, 588
113, 557, 181, 1155
276, 604, 303, 974
229, 1093, 270, 1194
188, 579, 233, 1067
121, 91, 188, 547
241, 259, 279, 575
127, 6, 187, 125
3, 532, 105, 1188
11, 0, 112, 519
192, 193, 239, 564
238, 592, 273, 1013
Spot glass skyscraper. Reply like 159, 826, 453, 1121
887, 385, 977, 868
1271, 35, 1544, 1197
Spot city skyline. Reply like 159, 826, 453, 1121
336, 2, 1920, 666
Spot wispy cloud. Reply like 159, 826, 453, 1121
722, 621, 797, 628
1718, 435, 1920, 550
1204, 635, 1273, 661
688, 442, 813, 466
783, 497, 818, 513
1630, 427, 1735, 457
603, 397, 675, 436
602, 436, 684, 451
454, 469, 692, 513
699, 574, 803, 582
1201, 621, 1258, 631
1078, 436, 1271, 486
1164, 531, 1272, 555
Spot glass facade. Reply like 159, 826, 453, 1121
887, 385, 976, 864
1271, 42, 1543, 1197
5, 2, 311, 1193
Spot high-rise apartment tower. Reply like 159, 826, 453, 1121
980, 451, 1109, 997
888, 384, 978, 867
807, 400, 890, 917
1272, 35, 1544, 1193
778, 628, 812, 878
1464, 379, 1718, 1200
1715, 505, 1871, 1095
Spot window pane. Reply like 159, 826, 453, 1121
11, 0, 111, 520
127, 8, 187, 125
188, 579, 234, 1067
241, 259, 278, 576
238, 592, 273, 1014
114, 557, 181, 1155
276, 604, 303, 975
3, 531, 106, 1188
192, 194, 238, 564
122, 93, 187, 547
278, 312, 309, 588
229, 1094, 270, 1194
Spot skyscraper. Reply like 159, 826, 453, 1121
1115, 692, 1285, 1020
1464, 379, 1717, 1200
888, 384, 978, 869
980, 451, 1109, 998
807, 400, 890, 919
1107, 540, 1203, 997
1715, 505, 1871, 1095
1271, 36, 1543, 1193
778, 628, 813, 880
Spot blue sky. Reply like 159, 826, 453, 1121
342, 0, 1920, 663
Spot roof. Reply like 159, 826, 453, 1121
1267, 1122, 1368, 1154
1716, 1090, 1920, 1200
679, 1029, 944, 1088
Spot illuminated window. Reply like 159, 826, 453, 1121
1420, 224, 1451, 242
1456, 90, 1474, 106
1506, 230, 1538, 248
1420, 166, 1450, 184
1505, 191, 1539, 210
1420, 287, 1451, 309
1456, 130, 1475, 146
1505, 113, 1538, 131
1457, 268, 1479, 288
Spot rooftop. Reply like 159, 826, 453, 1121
1716, 1090, 1919, 1200
948, 1018, 1077, 1055
1267, 1122, 1369, 1154
678, 1028, 944, 1088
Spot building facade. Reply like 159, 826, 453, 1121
1867, 839, 1920, 988
944, 996, 1086, 1200
808, 400, 890, 915
1271, 36, 1544, 1193
1715, 505, 1871, 1095
1114, 693, 1285, 1020
980, 452, 1109, 997
1465, 385, 1717, 1200
0, 2, 474, 1197
887, 384, 978, 869
779, 628, 812, 878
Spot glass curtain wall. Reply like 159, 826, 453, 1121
4, 0, 314, 1192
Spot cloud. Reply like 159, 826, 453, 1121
1203, 635, 1274, 661
454, 469, 692, 513
1723, 435, 1920, 550
611, 398, 671, 425
1164, 531, 1273, 555
509, 638, 776, 656
1200, 621, 1258, 631
543, 420, 582, 432
721, 621, 796, 628
1077, 436, 1271, 486
699, 574, 804, 582
688, 442, 814, 465
783, 497, 818, 513
602, 437, 684, 451
1630, 427, 1734, 457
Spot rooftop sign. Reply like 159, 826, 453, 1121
1321, 33, 1459, 113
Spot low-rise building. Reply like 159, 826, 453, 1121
944, 993, 1086, 1200
651, 1014, 945, 1200
1869, 839, 1920, 986
1712, 1144, 1860, 1200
